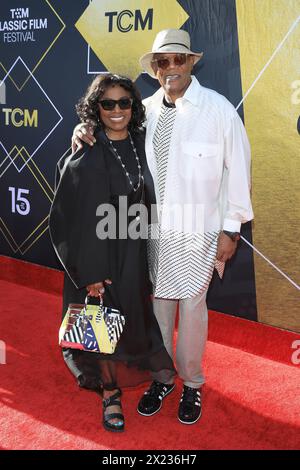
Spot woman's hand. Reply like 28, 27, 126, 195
86, 279, 112, 297
71, 123, 96, 153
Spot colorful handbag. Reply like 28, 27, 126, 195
59, 295, 125, 354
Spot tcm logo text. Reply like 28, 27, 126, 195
105, 9, 153, 32
2, 108, 38, 127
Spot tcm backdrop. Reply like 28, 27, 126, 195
0, 0, 299, 332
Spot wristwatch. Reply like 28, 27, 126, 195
223, 230, 240, 242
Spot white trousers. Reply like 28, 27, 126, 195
152, 290, 208, 389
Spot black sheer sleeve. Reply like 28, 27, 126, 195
49, 141, 111, 289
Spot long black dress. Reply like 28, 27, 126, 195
49, 129, 175, 392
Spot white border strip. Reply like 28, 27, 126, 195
86, 0, 103, 74
236, 15, 300, 111
237, 14, 300, 292
241, 236, 300, 291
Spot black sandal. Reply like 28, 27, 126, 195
102, 389, 124, 432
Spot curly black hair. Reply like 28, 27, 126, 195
76, 74, 145, 133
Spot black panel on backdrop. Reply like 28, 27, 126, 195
0, 0, 257, 321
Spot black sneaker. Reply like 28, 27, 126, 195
178, 385, 202, 424
137, 381, 175, 416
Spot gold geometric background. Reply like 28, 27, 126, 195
75, 0, 189, 79
0, 0, 65, 256
236, 0, 300, 332
0, 0, 65, 91
1, 0, 299, 333
0, 146, 54, 255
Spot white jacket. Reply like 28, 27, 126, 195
143, 76, 254, 234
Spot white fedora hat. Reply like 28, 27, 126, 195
140, 29, 203, 78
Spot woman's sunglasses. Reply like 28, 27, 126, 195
99, 97, 133, 111
151, 53, 189, 70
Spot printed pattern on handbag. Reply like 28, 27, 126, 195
59, 302, 125, 354
82, 318, 99, 351
103, 309, 126, 343
64, 314, 84, 344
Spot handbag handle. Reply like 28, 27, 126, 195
84, 294, 103, 311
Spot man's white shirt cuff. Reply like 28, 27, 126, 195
223, 219, 241, 232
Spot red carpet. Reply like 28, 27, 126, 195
0, 256, 300, 450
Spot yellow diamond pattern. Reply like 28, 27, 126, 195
75, 0, 189, 80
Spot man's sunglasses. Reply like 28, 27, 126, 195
99, 97, 133, 111
151, 53, 190, 70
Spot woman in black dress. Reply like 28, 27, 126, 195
49, 74, 175, 433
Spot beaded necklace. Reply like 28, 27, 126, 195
106, 132, 143, 193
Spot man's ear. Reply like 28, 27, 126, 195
191, 55, 198, 66
188, 55, 196, 72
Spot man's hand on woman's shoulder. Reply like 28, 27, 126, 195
72, 122, 97, 153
